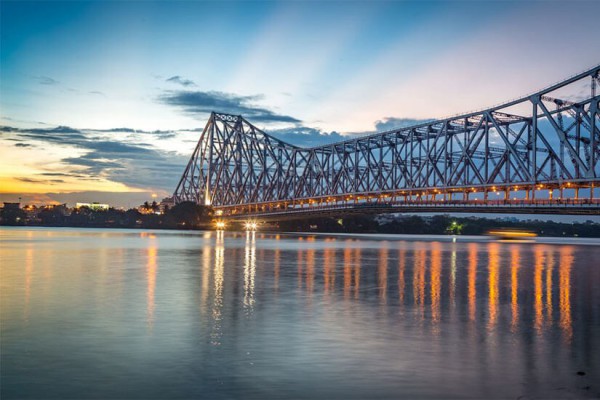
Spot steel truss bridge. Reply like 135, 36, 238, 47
174, 65, 600, 219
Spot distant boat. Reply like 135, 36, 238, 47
487, 228, 537, 240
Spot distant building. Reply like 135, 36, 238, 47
159, 196, 175, 213
1, 202, 21, 210
75, 202, 109, 211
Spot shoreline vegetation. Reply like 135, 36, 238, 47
2, 201, 600, 238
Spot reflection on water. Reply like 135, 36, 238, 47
211, 230, 225, 345
535, 245, 545, 333
146, 235, 157, 329
468, 242, 477, 322
560, 246, 574, 343
430, 242, 441, 329
488, 242, 499, 330
511, 245, 520, 331
243, 231, 256, 312
1, 228, 599, 399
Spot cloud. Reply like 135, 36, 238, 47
35, 75, 59, 85
89, 91, 106, 96
166, 75, 196, 87
90, 127, 177, 140
268, 126, 348, 147
7, 126, 89, 143
15, 177, 64, 184
1, 124, 188, 192
160, 90, 301, 123
15, 143, 32, 147
373, 117, 433, 132
40, 172, 85, 178
266, 117, 432, 148
4, 125, 176, 141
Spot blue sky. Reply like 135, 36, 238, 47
1, 0, 599, 206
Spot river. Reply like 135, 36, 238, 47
1, 227, 599, 399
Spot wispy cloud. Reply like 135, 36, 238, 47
16, 177, 65, 184
166, 75, 196, 87
89, 127, 177, 140
373, 117, 433, 132
268, 126, 346, 147
267, 117, 433, 147
160, 90, 301, 123
34, 75, 59, 85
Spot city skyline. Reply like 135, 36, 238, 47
1, 0, 599, 207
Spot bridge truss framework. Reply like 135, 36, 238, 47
174, 66, 600, 217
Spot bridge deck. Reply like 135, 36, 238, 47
219, 199, 600, 221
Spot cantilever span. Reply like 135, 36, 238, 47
174, 65, 600, 217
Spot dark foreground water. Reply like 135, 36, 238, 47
1, 227, 599, 399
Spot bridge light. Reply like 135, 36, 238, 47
215, 210, 223, 216
244, 221, 258, 231
215, 221, 226, 230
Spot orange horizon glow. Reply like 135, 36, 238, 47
0, 177, 138, 195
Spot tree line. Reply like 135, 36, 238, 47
277, 214, 600, 237
0, 202, 213, 230
2, 203, 599, 237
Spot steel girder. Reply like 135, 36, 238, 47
173, 65, 600, 208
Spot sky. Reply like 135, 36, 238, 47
1, 0, 599, 208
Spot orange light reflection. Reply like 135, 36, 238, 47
323, 239, 335, 296
487, 242, 499, 330
431, 242, 441, 329
546, 251, 554, 324
559, 246, 573, 343
378, 244, 388, 304
534, 246, 545, 334
398, 247, 406, 304
468, 243, 478, 322
510, 246, 520, 331
146, 238, 157, 329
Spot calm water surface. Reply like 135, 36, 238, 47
1, 227, 599, 399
